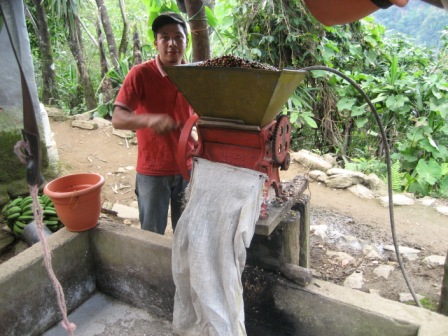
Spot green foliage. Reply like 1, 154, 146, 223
344, 157, 387, 176
283, 95, 317, 129
408, 298, 439, 312
372, 1, 448, 48
26, 0, 448, 198
208, 0, 448, 197
346, 158, 402, 192
389, 161, 405, 192
141, 0, 183, 42
95, 57, 132, 119
55, 63, 85, 115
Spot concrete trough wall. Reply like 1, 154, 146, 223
0, 221, 447, 335
90, 222, 175, 318
0, 230, 95, 336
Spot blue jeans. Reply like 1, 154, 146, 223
135, 173, 187, 234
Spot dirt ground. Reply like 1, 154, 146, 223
48, 118, 447, 310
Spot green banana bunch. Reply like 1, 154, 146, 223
2, 197, 23, 230
1, 195, 63, 237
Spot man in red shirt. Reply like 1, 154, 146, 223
112, 12, 193, 235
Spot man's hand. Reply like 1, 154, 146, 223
148, 114, 179, 134
112, 105, 179, 134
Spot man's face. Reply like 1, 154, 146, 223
154, 23, 188, 65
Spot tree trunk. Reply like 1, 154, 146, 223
96, 18, 114, 106
67, 17, 97, 110
438, 251, 448, 316
95, 0, 119, 69
96, 18, 108, 77
118, 0, 129, 58
31, 0, 58, 105
133, 26, 142, 66
184, 0, 210, 62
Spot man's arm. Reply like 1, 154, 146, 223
112, 105, 179, 134
304, 0, 409, 26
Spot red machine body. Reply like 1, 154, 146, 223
178, 115, 292, 219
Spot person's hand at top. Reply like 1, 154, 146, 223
390, 0, 409, 6
303, 0, 445, 26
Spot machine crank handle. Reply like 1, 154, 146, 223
177, 114, 199, 181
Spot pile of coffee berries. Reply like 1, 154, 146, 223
198, 55, 278, 71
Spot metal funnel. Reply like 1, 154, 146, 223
164, 65, 307, 127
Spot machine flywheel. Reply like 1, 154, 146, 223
272, 115, 291, 170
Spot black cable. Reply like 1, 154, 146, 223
299, 65, 423, 308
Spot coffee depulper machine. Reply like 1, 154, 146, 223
164, 64, 307, 220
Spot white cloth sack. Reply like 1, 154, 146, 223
172, 158, 266, 336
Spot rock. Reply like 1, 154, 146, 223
280, 263, 313, 287
373, 265, 395, 279
45, 106, 64, 116
348, 184, 375, 199
310, 225, 328, 240
341, 235, 361, 250
292, 149, 333, 171
422, 255, 446, 268
71, 120, 98, 130
326, 168, 367, 179
342, 235, 358, 243
51, 114, 71, 122
92, 117, 112, 128
310, 268, 322, 278
343, 271, 364, 289
128, 201, 138, 208
435, 206, 448, 216
326, 250, 356, 264
308, 170, 327, 181
399, 293, 424, 303
73, 111, 92, 121
316, 174, 328, 183
323, 153, 337, 166
102, 201, 114, 210
363, 245, 384, 260
112, 128, 134, 139
364, 173, 388, 196
112, 202, 139, 220
0, 229, 15, 253
378, 194, 415, 207
418, 196, 437, 207
383, 245, 420, 261
383, 245, 420, 254
12, 240, 28, 254
369, 289, 382, 296
324, 174, 364, 189
46, 106, 71, 121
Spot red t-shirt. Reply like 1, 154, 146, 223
115, 59, 194, 176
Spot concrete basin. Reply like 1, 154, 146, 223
1, 219, 447, 336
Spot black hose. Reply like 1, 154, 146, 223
299, 65, 423, 308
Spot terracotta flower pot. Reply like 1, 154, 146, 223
43, 173, 105, 232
